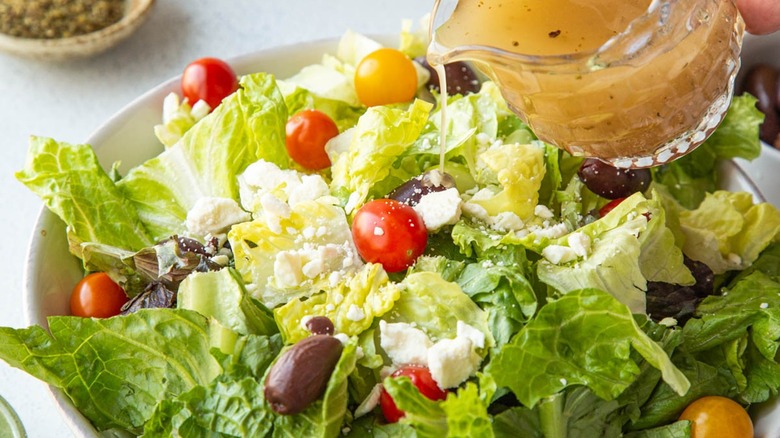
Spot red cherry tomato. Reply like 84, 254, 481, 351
285, 109, 339, 170
351, 199, 427, 273
598, 197, 626, 217
70, 272, 128, 318
380, 365, 448, 423
354, 48, 418, 107
181, 57, 239, 110
678, 396, 753, 438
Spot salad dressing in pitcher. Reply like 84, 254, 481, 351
427, 0, 745, 168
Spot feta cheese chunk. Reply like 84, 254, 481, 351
186, 197, 250, 236
567, 232, 591, 258
542, 245, 578, 264
413, 188, 463, 232
346, 304, 366, 321
456, 321, 486, 349
428, 336, 482, 389
379, 321, 432, 366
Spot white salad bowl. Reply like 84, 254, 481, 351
22, 35, 780, 437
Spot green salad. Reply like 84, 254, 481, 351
3, 25, 780, 437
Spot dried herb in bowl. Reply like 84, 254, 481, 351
0, 0, 125, 39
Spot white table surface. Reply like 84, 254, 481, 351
0, 1, 429, 436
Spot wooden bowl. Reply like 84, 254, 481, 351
0, 0, 155, 61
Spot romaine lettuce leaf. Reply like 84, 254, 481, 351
386, 271, 492, 345
177, 267, 278, 340
15, 136, 154, 255
677, 191, 780, 274
0, 309, 218, 433
117, 73, 290, 241
273, 264, 401, 344
229, 198, 359, 308
486, 289, 689, 408
329, 99, 433, 212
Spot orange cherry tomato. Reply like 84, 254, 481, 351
70, 272, 128, 318
285, 109, 338, 170
181, 57, 239, 110
678, 396, 753, 438
354, 48, 418, 107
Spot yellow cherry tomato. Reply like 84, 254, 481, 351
354, 48, 418, 107
678, 396, 753, 438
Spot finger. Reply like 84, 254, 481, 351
738, 0, 780, 35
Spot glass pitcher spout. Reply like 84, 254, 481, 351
428, 0, 745, 168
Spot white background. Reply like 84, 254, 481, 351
0, 1, 428, 435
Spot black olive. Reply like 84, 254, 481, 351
387, 170, 456, 206
577, 158, 651, 199
742, 64, 780, 146
744, 64, 778, 115
414, 56, 481, 95
305, 316, 334, 336
264, 335, 343, 415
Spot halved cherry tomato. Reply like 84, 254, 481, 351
351, 199, 427, 273
181, 57, 239, 110
598, 197, 626, 217
380, 365, 448, 423
70, 272, 128, 318
354, 48, 418, 107
678, 396, 753, 438
285, 109, 338, 170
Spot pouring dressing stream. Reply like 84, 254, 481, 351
427, 0, 745, 168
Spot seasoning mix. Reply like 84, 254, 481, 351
0, 0, 125, 39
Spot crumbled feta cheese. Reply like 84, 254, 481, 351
559, 378, 568, 386
288, 174, 331, 207
475, 132, 491, 145
727, 253, 742, 265
542, 245, 578, 264
490, 211, 524, 232
760, 302, 769, 309
373, 226, 385, 236
659, 317, 678, 327
567, 232, 591, 258
456, 321, 485, 349
379, 320, 432, 366
185, 197, 250, 236
273, 243, 357, 287
346, 304, 366, 321
534, 223, 569, 239
333, 293, 345, 304
413, 188, 462, 232
274, 251, 304, 287
534, 204, 554, 219
333, 333, 350, 344
325, 304, 335, 312
260, 193, 292, 234
428, 336, 481, 389
461, 201, 490, 221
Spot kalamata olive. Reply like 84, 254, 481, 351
305, 316, 334, 336
760, 108, 780, 147
265, 335, 343, 415
387, 170, 456, 206
577, 158, 651, 199
743, 64, 778, 115
414, 56, 481, 95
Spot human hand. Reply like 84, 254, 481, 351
738, 0, 780, 34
